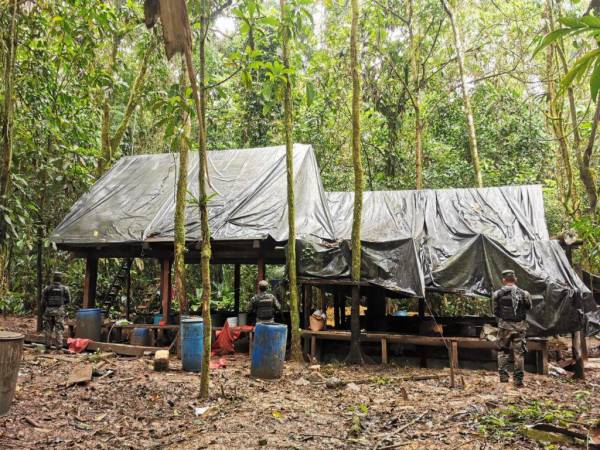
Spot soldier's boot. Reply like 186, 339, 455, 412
497, 350, 510, 382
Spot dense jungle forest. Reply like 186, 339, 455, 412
0, 0, 599, 314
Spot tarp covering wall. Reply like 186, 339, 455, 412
51, 145, 335, 244
297, 187, 599, 336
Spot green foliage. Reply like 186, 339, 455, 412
478, 397, 589, 442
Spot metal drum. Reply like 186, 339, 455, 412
250, 323, 287, 379
0, 331, 24, 415
75, 308, 102, 341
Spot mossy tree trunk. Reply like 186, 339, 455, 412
97, 36, 155, 176
348, 0, 364, 365
198, 0, 212, 399
279, 0, 302, 362
0, 0, 19, 295
173, 57, 190, 316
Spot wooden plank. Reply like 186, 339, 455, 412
381, 337, 388, 364
298, 278, 369, 287
82, 257, 98, 308
111, 324, 179, 330
87, 341, 165, 357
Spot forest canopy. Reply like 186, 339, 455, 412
0, 0, 599, 312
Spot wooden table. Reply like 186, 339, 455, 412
301, 329, 549, 375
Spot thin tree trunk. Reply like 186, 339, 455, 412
198, 0, 212, 400
0, 0, 19, 293
173, 57, 190, 316
98, 39, 155, 176
415, 104, 424, 190
581, 97, 600, 213
279, 0, 301, 362
110, 39, 155, 153
348, 0, 364, 365
441, 0, 483, 188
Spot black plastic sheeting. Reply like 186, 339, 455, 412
51, 145, 335, 244
297, 187, 599, 336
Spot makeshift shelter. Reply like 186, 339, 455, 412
51, 144, 335, 319
297, 186, 600, 336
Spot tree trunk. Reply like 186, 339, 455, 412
198, 0, 212, 400
98, 39, 155, 176
442, 0, 483, 188
173, 58, 190, 316
414, 103, 424, 190
280, 0, 302, 362
0, 0, 19, 294
347, 0, 364, 365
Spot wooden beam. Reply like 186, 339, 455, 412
160, 259, 171, 324
82, 257, 98, 308
334, 290, 341, 328
234, 263, 241, 316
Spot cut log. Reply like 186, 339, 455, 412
154, 350, 169, 371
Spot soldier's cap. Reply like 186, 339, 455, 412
258, 280, 269, 288
501, 269, 515, 278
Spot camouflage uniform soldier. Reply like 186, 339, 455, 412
248, 280, 281, 323
492, 269, 532, 387
41, 272, 71, 350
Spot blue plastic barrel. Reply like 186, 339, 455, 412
75, 308, 102, 341
130, 328, 151, 346
250, 323, 288, 379
180, 317, 204, 372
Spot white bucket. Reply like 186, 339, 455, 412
226, 317, 238, 327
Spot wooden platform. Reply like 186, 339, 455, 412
301, 329, 549, 375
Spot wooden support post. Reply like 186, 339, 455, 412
449, 340, 458, 388
303, 284, 312, 357
234, 264, 241, 317
160, 259, 171, 324
418, 298, 425, 319
536, 340, 549, 375
581, 332, 588, 361
572, 331, 585, 379
310, 335, 317, 361
126, 260, 132, 321
334, 290, 340, 329
82, 257, 98, 308
257, 253, 265, 292
381, 337, 388, 364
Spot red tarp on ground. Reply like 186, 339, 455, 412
212, 321, 254, 356
67, 337, 91, 353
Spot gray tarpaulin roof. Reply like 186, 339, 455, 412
296, 186, 599, 336
51, 144, 335, 245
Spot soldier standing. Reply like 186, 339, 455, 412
248, 280, 281, 323
41, 272, 70, 350
492, 269, 532, 387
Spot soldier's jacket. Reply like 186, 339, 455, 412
42, 282, 71, 313
492, 285, 531, 323
248, 292, 281, 322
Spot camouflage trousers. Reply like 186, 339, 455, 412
497, 319, 528, 383
43, 308, 65, 349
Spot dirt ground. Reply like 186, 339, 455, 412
1, 315, 599, 449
